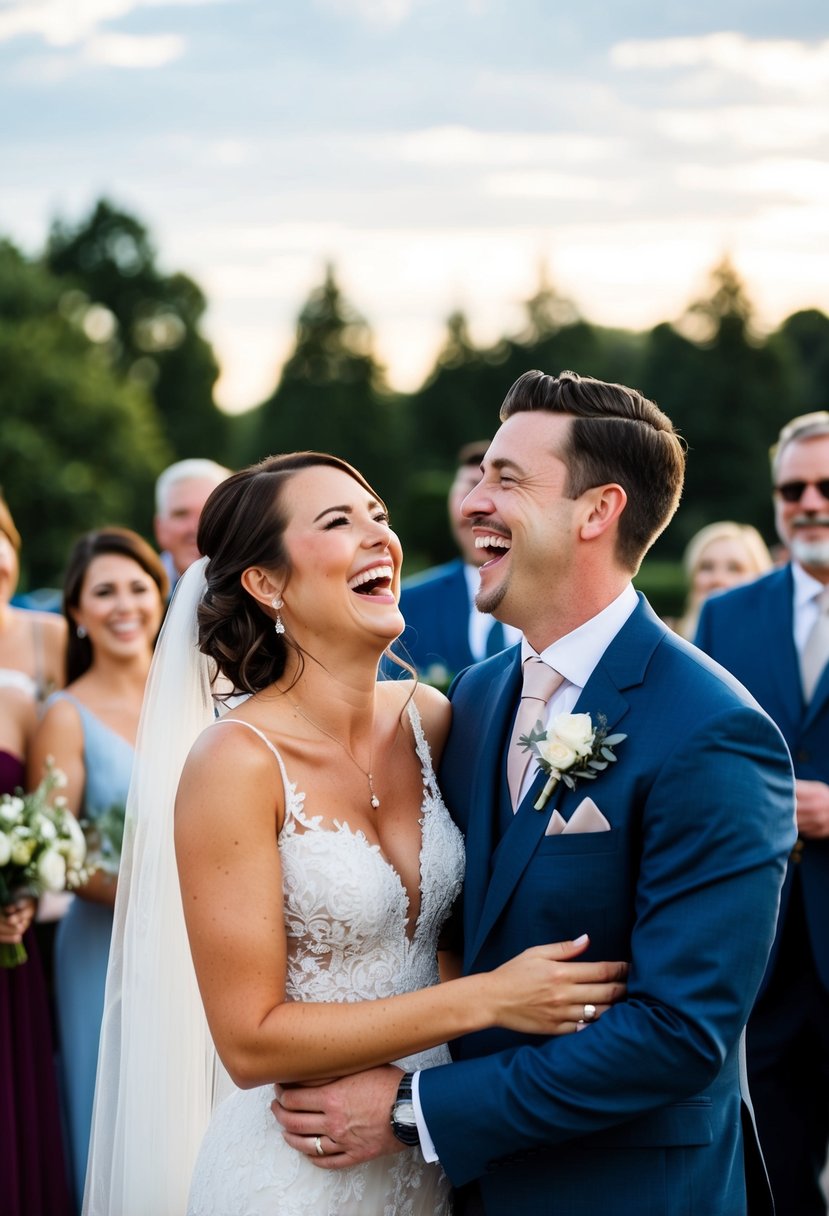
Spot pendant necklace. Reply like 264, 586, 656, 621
290, 699, 381, 809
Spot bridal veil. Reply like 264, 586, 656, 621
83, 558, 232, 1215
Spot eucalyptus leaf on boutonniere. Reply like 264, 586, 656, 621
518, 712, 627, 811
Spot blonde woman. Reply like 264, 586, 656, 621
675, 521, 772, 640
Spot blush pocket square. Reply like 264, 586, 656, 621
545, 796, 612, 837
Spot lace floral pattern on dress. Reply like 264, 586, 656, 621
186, 700, 464, 1216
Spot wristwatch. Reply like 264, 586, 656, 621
389, 1071, 419, 1146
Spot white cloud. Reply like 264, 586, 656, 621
678, 157, 829, 205
313, 0, 416, 27
84, 31, 184, 67
655, 103, 829, 151
486, 171, 637, 204
395, 126, 623, 167
0, 0, 135, 46
612, 32, 829, 97
0, 0, 215, 48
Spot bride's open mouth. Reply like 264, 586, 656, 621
347, 564, 396, 600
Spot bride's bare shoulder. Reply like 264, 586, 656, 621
380, 678, 451, 757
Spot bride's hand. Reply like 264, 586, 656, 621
485, 935, 628, 1035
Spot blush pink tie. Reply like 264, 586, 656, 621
507, 657, 564, 810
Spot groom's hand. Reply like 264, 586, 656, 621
272, 1065, 405, 1169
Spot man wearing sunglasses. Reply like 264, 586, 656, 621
696, 410, 829, 1216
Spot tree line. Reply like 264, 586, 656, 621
2, 198, 828, 608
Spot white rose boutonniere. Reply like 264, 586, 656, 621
518, 712, 627, 811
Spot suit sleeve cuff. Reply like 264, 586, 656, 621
412, 1070, 440, 1163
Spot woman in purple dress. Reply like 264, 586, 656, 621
0, 493, 73, 1216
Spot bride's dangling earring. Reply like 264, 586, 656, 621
272, 596, 285, 635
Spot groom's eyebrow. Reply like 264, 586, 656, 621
491, 456, 525, 475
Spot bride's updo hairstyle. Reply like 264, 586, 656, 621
196, 452, 380, 695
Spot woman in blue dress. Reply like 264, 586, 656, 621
30, 527, 166, 1207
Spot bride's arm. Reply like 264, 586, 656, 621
175, 722, 626, 1089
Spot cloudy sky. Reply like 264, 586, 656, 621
1, 0, 826, 411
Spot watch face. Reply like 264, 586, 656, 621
394, 1099, 417, 1127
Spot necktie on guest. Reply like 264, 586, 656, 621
507, 657, 564, 810
484, 619, 506, 658
800, 586, 829, 702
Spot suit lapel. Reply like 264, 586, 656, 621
467, 595, 660, 968
762, 567, 804, 734
445, 562, 475, 670
460, 650, 522, 950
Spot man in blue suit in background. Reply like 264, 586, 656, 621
696, 411, 829, 1216
276, 370, 795, 1215
393, 441, 519, 683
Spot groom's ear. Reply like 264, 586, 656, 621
579, 484, 627, 543
240, 565, 285, 610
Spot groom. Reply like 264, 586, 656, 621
275, 369, 796, 1214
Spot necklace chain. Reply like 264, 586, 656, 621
289, 699, 380, 809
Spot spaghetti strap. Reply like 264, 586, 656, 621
405, 699, 441, 804
210, 717, 302, 824
30, 615, 46, 702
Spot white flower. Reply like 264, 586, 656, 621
537, 737, 579, 772
0, 830, 10, 866
36, 814, 57, 841
550, 713, 595, 757
0, 796, 24, 822
37, 848, 67, 892
61, 814, 87, 869
10, 833, 36, 865
516, 710, 627, 811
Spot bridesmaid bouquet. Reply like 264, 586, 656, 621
0, 760, 89, 968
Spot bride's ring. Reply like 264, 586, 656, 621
314, 1135, 325, 1157
582, 1003, 597, 1022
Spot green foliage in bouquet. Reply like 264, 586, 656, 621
82, 802, 126, 877
0, 760, 89, 967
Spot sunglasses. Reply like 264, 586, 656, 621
775, 480, 829, 503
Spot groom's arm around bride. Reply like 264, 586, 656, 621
276, 370, 796, 1216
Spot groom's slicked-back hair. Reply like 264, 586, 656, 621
500, 369, 686, 572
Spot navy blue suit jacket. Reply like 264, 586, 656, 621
393, 559, 476, 679
420, 596, 795, 1214
695, 564, 829, 991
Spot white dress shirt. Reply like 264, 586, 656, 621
412, 582, 639, 1161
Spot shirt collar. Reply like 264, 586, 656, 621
521, 583, 638, 691
792, 560, 825, 610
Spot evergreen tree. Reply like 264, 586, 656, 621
249, 265, 402, 500
642, 258, 795, 554
0, 240, 170, 586
45, 199, 227, 461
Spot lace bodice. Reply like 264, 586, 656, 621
222, 700, 464, 1019
187, 701, 463, 1215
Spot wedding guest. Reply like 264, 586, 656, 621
29, 528, 166, 1208
696, 411, 829, 1215
154, 458, 232, 592
391, 442, 520, 684
0, 492, 72, 1216
674, 521, 772, 639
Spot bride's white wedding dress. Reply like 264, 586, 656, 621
186, 702, 465, 1216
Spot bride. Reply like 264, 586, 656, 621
84, 452, 626, 1215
